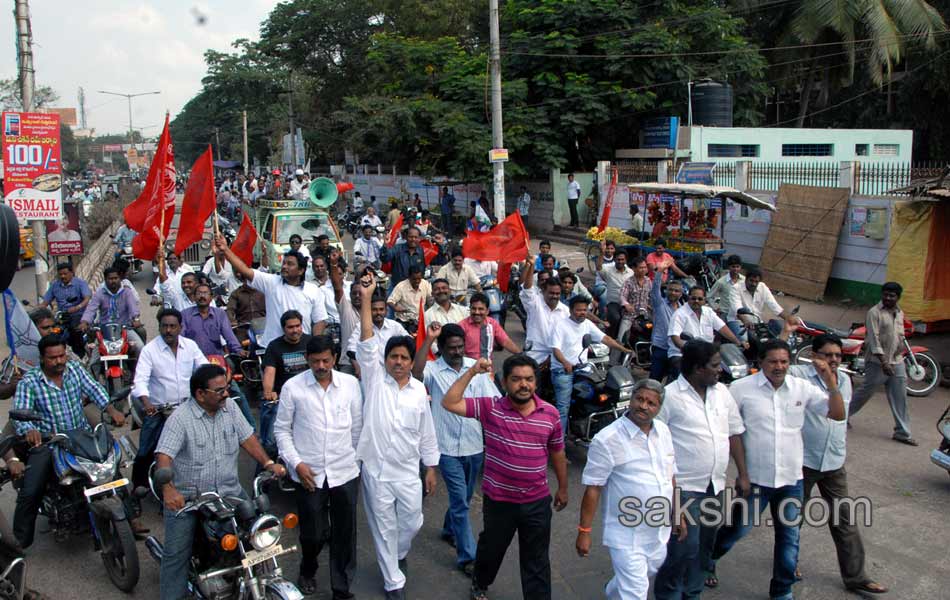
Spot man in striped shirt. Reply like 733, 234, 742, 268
442, 354, 569, 600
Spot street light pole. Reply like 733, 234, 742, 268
489, 0, 505, 222
97, 90, 161, 154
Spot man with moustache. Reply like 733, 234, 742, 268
519, 257, 570, 366
260, 311, 312, 460
457, 293, 521, 361
442, 354, 569, 600
710, 339, 845, 600
575, 379, 680, 600
275, 335, 363, 598
356, 278, 439, 600
345, 289, 409, 378
424, 279, 469, 327
648, 267, 684, 381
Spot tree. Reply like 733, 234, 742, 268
0, 79, 58, 110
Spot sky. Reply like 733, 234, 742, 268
0, 1, 276, 137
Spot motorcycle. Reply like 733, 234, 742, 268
930, 403, 950, 479
335, 208, 365, 240
86, 323, 134, 396
233, 318, 267, 395
479, 274, 508, 327
505, 264, 527, 331
568, 335, 636, 444
674, 254, 719, 291
620, 308, 653, 369
794, 317, 941, 397
15, 388, 142, 592
117, 245, 143, 277
146, 469, 303, 600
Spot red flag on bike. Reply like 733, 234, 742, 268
420, 239, 439, 265
385, 213, 404, 248
415, 297, 435, 360
462, 211, 529, 263
128, 114, 176, 259
174, 145, 215, 255
230, 212, 257, 265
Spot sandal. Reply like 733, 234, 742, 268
795, 567, 803, 581
704, 571, 719, 588
847, 581, 888, 594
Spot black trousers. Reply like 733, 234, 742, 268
568, 198, 579, 226
13, 446, 53, 548
803, 466, 870, 588
474, 495, 552, 599
605, 302, 622, 340
296, 476, 359, 594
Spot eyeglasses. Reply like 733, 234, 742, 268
206, 386, 229, 396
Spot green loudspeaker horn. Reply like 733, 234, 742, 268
308, 177, 339, 207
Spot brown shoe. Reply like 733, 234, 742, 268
130, 518, 150, 539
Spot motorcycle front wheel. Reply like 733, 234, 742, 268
99, 516, 140, 592
905, 351, 940, 397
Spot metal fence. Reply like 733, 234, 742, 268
713, 162, 735, 187
615, 161, 662, 184
748, 161, 840, 191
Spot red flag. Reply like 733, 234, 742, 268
129, 115, 176, 259
336, 182, 354, 193
420, 239, 439, 265
230, 212, 257, 265
415, 297, 435, 360
174, 145, 215, 255
597, 168, 619, 232
123, 114, 175, 234
462, 211, 529, 263
385, 213, 404, 248
497, 261, 512, 293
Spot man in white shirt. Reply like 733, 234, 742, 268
463, 256, 497, 279
708, 254, 745, 333
307, 254, 339, 322
576, 379, 679, 600
201, 251, 241, 297
517, 186, 531, 217
346, 288, 409, 378
387, 266, 432, 327
131, 308, 209, 491
355, 278, 440, 600
289, 168, 308, 200
597, 248, 635, 340
711, 339, 845, 600
437, 251, 482, 299
519, 257, 570, 365
361, 206, 383, 228
566, 172, 582, 227
551, 296, 631, 441
153, 252, 195, 298
668, 286, 745, 377
215, 234, 328, 346
653, 341, 749, 599
424, 279, 468, 327
274, 335, 363, 598
354, 224, 384, 268
730, 268, 789, 329
413, 323, 498, 576
352, 191, 364, 210
628, 204, 644, 237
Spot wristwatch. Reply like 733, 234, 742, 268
263, 460, 275, 468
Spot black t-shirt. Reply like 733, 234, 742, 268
262, 334, 312, 393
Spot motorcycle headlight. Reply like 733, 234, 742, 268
729, 364, 749, 379
589, 343, 609, 359
105, 340, 124, 354
618, 386, 633, 401
249, 515, 282, 551
76, 451, 118, 486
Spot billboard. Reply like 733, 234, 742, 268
643, 117, 679, 149
47, 200, 83, 256
1, 111, 63, 220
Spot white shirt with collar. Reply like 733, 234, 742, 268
567, 179, 582, 200
728, 371, 833, 488
657, 376, 745, 494
730, 281, 784, 321
132, 336, 209, 407
668, 304, 726, 358
424, 302, 468, 326
582, 416, 677, 549
202, 257, 241, 294
249, 271, 329, 346
355, 334, 440, 482
274, 368, 363, 488
551, 316, 604, 371
600, 265, 634, 305
345, 318, 409, 362
520, 285, 570, 363
789, 364, 853, 473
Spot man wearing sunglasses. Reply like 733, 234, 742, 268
668, 286, 746, 377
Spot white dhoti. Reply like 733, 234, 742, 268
361, 472, 424, 592
605, 540, 668, 600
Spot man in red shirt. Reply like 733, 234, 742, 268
457, 293, 521, 361
645, 238, 688, 282
442, 354, 568, 600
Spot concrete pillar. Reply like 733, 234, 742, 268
657, 160, 668, 184
839, 161, 856, 193
736, 161, 751, 191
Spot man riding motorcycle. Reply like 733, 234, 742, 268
79, 266, 144, 364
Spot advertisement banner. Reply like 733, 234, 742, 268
47, 201, 83, 256
1, 111, 63, 220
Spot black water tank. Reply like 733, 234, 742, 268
691, 80, 733, 127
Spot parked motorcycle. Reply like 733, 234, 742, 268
794, 317, 940, 397
86, 323, 134, 395
13, 388, 142, 592
674, 253, 720, 291
930, 403, 950, 478
568, 335, 636, 444
146, 469, 303, 600
335, 208, 365, 239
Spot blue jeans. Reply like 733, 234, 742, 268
712, 480, 803, 600
551, 368, 573, 441
132, 411, 168, 489
653, 485, 718, 600
160, 509, 198, 600
592, 284, 607, 318
650, 346, 671, 381
258, 401, 278, 457
439, 453, 484, 565
230, 380, 255, 428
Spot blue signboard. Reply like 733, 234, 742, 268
643, 117, 679, 149
675, 162, 716, 185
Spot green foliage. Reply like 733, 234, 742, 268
0, 79, 59, 111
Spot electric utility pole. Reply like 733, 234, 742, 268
242, 110, 249, 175
489, 0, 506, 222
288, 75, 297, 169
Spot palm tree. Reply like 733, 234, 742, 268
739, 0, 946, 125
